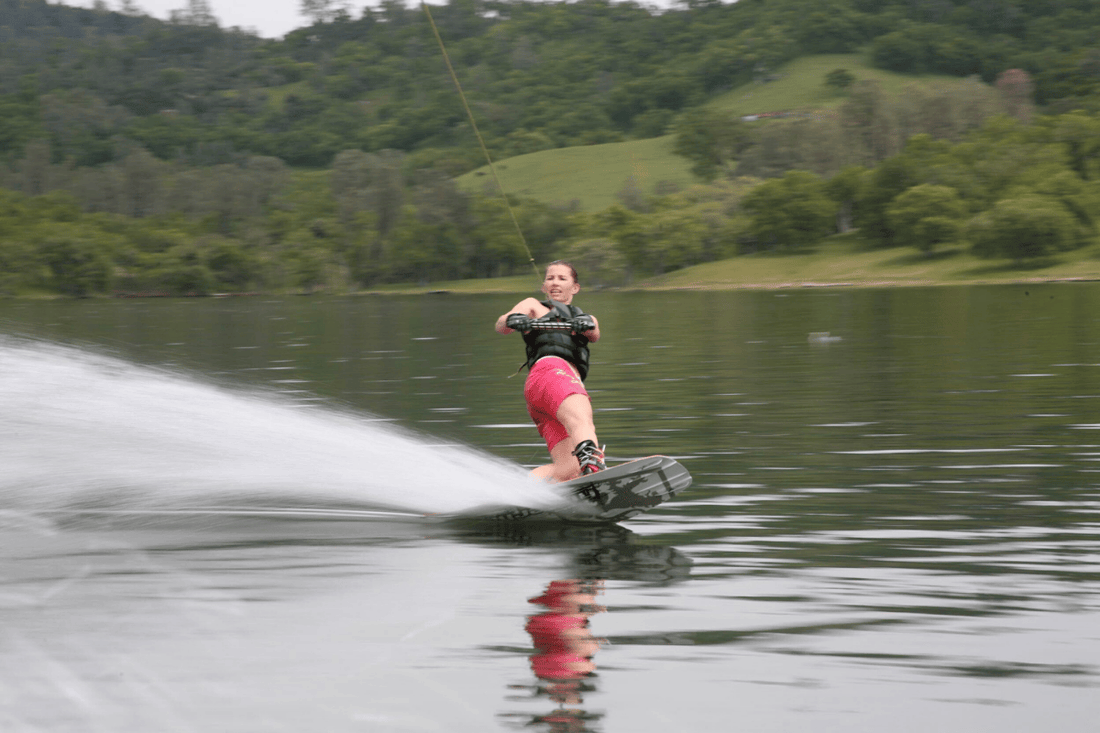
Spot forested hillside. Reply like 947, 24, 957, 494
1, 0, 1098, 296
4, 0, 1098, 167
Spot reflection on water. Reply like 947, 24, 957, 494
1, 286, 1098, 731
484, 527, 693, 733
520, 579, 605, 731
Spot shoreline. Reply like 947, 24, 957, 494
367, 242, 1100, 295
64, 274, 1100, 299
631, 275, 1100, 291
4, 274, 1095, 300
7, 248, 1100, 299
356, 272, 1100, 297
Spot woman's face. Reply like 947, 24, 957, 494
542, 264, 580, 303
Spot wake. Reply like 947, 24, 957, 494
0, 336, 554, 518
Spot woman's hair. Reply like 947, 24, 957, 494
546, 260, 579, 284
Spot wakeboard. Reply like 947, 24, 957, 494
459, 455, 692, 524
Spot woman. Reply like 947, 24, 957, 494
495, 261, 605, 483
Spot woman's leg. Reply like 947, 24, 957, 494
531, 437, 586, 483
534, 394, 605, 482
555, 393, 597, 446
525, 362, 601, 482
529, 396, 598, 482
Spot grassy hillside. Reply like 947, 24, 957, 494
709, 53, 968, 115
634, 240, 1100, 291
455, 135, 696, 212
456, 52, 978, 211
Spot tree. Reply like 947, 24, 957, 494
385, 206, 447, 285
119, 147, 163, 218
300, 0, 341, 25
1035, 170, 1098, 233
853, 153, 920, 245
825, 165, 866, 233
127, 113, 203, 161
696, 38, 755, 94
886, 184, 967, 254
633, 109, 676, 139
0, 94, 45, 159
559, 238, 629, 287
18, 140, 53, 197
171, 0, 218, 26
673, 109, 753, 181
794, 5, 866, 54
643, 207, 707, 273
894, 78, 1004, 144
203, 236, 258, 291
591, 204, 647, 277
736, 118, 847, 179
968, 194, 1079, 262
38, 228, 115, 297
616, 176, 650, 213
1049, 110, 1100, 181
468, 196, 529, 277
499, 129, 555, 158
159, 247, 215, 295
0, 191, 37, 294
839, 80, 900, 165
280, 228, 332, 291
825, 68, 855, 91
995, 69, 1035, 123
871, 29, 928, 73
741, 171, 835, 251
245, 156, 291, 211
331, 148, 405, 238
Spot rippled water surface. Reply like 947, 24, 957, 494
2, 285, 1098, 732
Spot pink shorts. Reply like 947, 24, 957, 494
524, 357, 589, 452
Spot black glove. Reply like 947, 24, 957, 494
571, 315, 596, 333
505, 313, 532, 332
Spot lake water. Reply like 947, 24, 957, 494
2, 285, 1098, 732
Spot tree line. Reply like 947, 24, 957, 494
2, 103, 1097, 297
0, 143, 575, 296
2, 0, 1098, 170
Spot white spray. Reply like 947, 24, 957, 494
1, 337, 557, 517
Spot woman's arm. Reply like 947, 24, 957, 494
495, 297, 547, 334
584, 315, 601, 343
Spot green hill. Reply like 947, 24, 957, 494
708, 53, 970, 116
455, 52, 981, 212
455, 135, 696, 212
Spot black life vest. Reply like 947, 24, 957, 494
521, 299, 591, 381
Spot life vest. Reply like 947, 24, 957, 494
522, 299, 591, 381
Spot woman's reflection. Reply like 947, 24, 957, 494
523, 578, 606, 731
